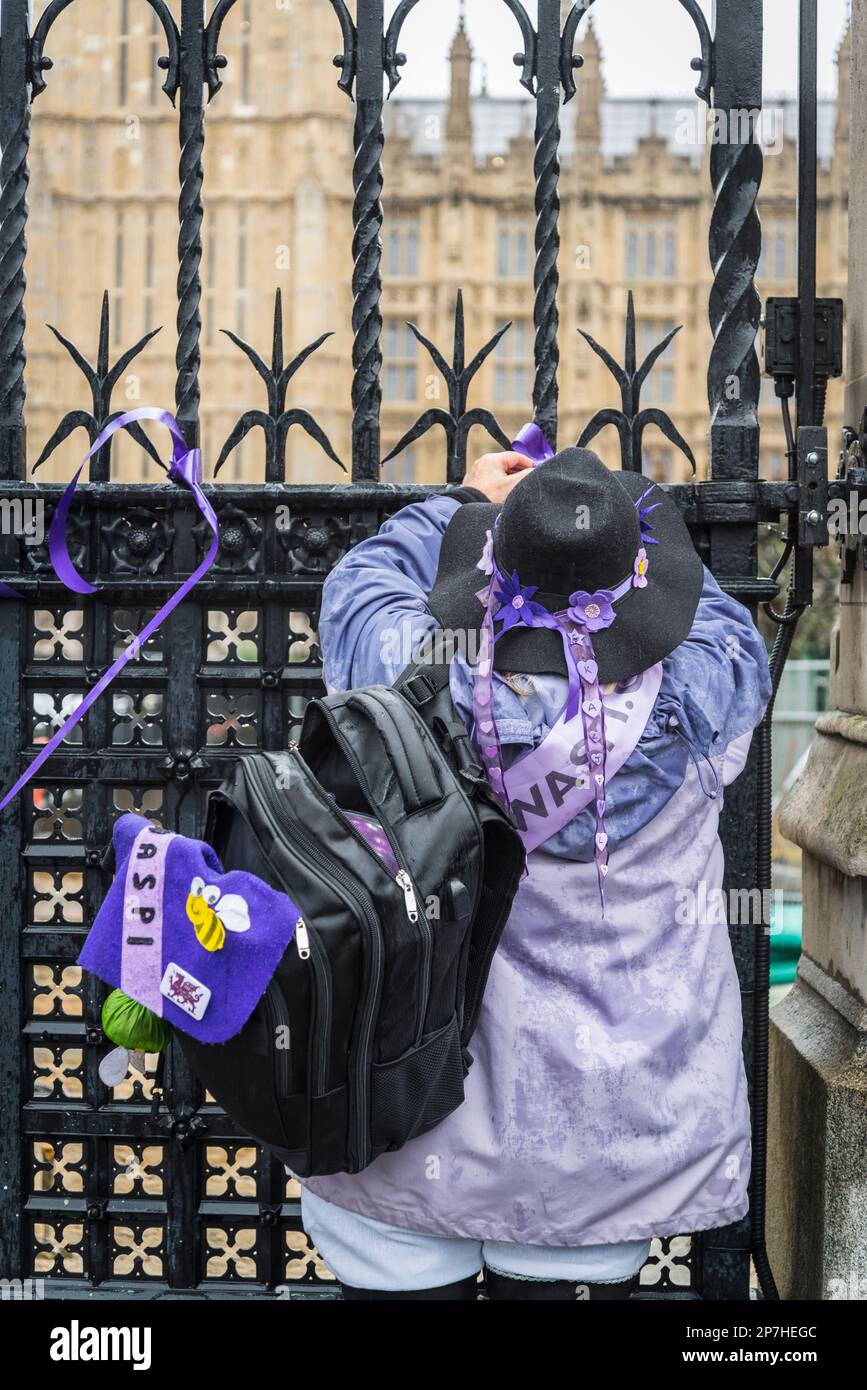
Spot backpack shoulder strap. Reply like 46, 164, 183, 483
393, 661, 486, 790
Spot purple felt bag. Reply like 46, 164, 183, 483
79, 813, 301, 1044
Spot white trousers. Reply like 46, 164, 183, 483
301, 1186, 651, 1292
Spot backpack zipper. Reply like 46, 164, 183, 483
212, 782, 331, 1099
395, 870, 418, 922
264, 980, 293, 1098
314, 695, 433, 1045
255, 754, 384, 1170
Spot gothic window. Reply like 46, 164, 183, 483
118, 0, 130, 107
626, 230, 638, 279
383, 322, 418, 401
240, 1, 253, 107
113, 211, 125, 345
143, 209, 156, 334
641, 321, 676, 405
386, 223, 421, 278
759, 226, 795, 282
664, 231, 677, 278
494, 320, 532, 404
148, 10, 161, 106
407, 227, 419, 276
236, 209, 249, 338
627, 226, 676, 280
497, 224, 531, 279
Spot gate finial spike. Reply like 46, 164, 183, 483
624, 291, 636, 379
272, 290, 284, 379
98, 291, 110, 381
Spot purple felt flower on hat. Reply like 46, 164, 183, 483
636, 486, 661, 546
632, 546, 649, 589
567, 589, 615, 633
493, 570, 545, 633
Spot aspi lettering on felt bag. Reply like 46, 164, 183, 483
79, 814, 301, 1045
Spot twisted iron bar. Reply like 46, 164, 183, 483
501, 0, 586, 452
708, 138, 764, 432
0, 0, 35, 477
351, 99, 385, 481
533, 91, 561, 451
176, 105, 205, 442
502, 0, 712, 453
0, 114, 29, 431
168, 0, 238, 444
330, 0, 422, 479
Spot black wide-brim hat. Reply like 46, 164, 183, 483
429, 447, 704, 685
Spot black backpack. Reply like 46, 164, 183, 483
178, 669, 524, 1177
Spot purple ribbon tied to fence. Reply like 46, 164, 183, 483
511, 421, 554, 465
0, 407, 219, 813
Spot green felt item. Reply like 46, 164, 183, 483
101, 989, 171, 1052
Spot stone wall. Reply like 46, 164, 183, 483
769, 0, 867, 1302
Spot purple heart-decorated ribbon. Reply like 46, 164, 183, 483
470, 491, 658, 911
0, 408, 219, 813
511, 422, 554, 466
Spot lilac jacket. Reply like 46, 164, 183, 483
302, 494, 772, 1246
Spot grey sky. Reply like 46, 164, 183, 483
385, 1, 850, 100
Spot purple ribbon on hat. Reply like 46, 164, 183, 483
471, 491, 659, 912
511, 422, 554, 466
0, 408, 218, 813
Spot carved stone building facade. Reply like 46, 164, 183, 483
25, 1, 848, 485
771, 0, 867, 1303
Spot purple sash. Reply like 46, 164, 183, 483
503, 665, 663, 853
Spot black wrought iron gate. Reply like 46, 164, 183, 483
0, 0, 833, 1299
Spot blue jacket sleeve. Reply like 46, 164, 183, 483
318, 494, 463, 691
660, 566, 772, 760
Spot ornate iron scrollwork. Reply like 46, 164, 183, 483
145, 0, 182, 105
31, 292, 164, 481
384, 0, 422, 95
381, 290, 512, 484
203, 0, 239, 101
27, 0, 77, 99
329, 0, 357, 96
577, 292, 696, 474
216, 290, 344, 482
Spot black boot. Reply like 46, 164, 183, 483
340, 1274, 480, 1301
485, 1269, 640, 1301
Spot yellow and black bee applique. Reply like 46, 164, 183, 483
186, 876, 251, 953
